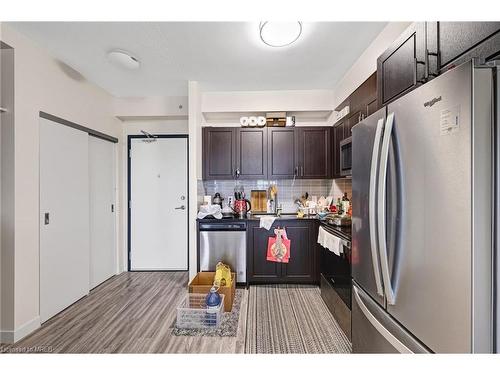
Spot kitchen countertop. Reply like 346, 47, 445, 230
197, 214, 352, 239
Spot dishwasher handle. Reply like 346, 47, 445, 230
199, 222, 247, 231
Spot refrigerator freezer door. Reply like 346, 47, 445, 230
352, 108, 386, 306
352, 282, 429, 353
384, 61, 492, 353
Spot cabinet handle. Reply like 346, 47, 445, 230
426, 49, 439, 78
294, 166, 299, 177
235, 168, 240, 178
300, 166, 304, 177
414, 58, 426, 84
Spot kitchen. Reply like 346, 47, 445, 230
1, 4, 500, 371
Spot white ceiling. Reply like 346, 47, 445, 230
9, 22, 387, 97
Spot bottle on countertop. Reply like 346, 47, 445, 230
336, 197, 343, 215
342, 193, 350, 216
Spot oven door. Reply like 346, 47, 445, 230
340, 136, 352, 176
319, 227, 351, 308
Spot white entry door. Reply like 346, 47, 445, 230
40, 117, 90, 323
129, 136, 188, 270
89, 136, 116, 289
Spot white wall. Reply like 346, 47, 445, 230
0, 23, 122, 343
120, 118, 189, 272
113, 96, 188, 120
1, 40, 15, 339
188, 82, 202, 280
332, 22, 411, 108
202, 89, 335, 113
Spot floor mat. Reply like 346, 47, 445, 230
245, 284, 351, 354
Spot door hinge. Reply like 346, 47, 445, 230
111, 204, 115, 213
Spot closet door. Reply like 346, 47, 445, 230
40, 117, 89, 323
89, 136, 116, 289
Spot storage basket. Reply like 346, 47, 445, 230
176, 293, 225, 329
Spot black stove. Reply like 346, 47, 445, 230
319, 222, 352, 309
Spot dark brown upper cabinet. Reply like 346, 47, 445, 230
377, 22, 427, 107
332, 72, 377, 179
202, 127, 236, 180
267, 127, 297, 179
235, 128, 268, 179
426, 22, 500, 76
296, 127, 331, 179
203, 126, 331, 180
377, 22, 500, 107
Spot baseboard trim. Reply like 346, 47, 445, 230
0, 316, 41, 344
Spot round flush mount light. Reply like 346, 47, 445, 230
259, 21, 303, 47
107, 49, 140, 70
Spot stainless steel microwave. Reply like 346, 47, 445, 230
339, 136, 352, 176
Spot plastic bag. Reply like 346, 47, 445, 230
214, 262, 232, 287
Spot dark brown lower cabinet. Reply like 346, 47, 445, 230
247, 220, 319, 284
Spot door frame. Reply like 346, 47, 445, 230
127, 134, 190, 272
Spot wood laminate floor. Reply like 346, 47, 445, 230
1, 272, 350, 354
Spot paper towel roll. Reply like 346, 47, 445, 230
248, 116, 258, 126
257, 116, 266, 126
240, 116, 249, 126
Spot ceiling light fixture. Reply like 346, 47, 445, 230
107, 49, 141, 70
259, 21, 303, 47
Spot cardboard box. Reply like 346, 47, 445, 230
188, 272, 236, 312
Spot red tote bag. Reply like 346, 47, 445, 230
266, 228, 291, 263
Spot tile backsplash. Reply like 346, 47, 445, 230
198, 178, 352, 213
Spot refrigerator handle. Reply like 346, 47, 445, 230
377, 112, 396, 305
353, 284, 412, 353
369, 118, 385, 297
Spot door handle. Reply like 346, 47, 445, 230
44, 212, 50, 225
377, 112, 396, 305
369, 118, 385, 297
175, 205, 186, 210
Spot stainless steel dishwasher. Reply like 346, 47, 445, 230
198, 221, 247, 283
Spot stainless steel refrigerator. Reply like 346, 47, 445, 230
351, 60, 496, 353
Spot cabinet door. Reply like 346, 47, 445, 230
427, 22, 500, 75
235, 128, 268, 179
268, 127, 297, 179
203, 127, 235, 180
333, 122, 345, 178
281, 222, 315, 282
346, 110, 367, 137
366, 98, 378, 117
377, 22, 426, 107
297, 127, 331, 179
247, 223, 282, 283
